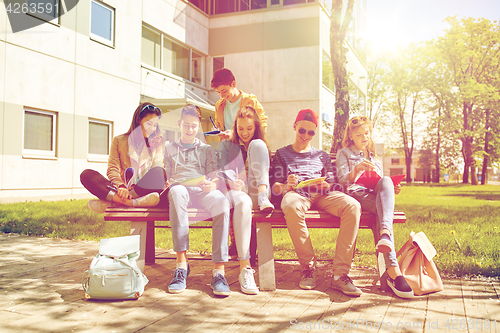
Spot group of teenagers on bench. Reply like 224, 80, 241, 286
80, 68, 413, 299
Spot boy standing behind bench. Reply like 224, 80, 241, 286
164, 105, 231, 296
270, 109, 362, 296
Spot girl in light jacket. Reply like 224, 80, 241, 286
336, 116, 413, 299
80, 103, 166, 213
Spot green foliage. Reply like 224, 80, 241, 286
0, 200, 129, 240
272, 184, 500, 277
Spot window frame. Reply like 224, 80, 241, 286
89, 0, 115, 47
212, 56, 225, 77
22, 108, 57, 159
87, 118, 113, 162
141, 23, 207, 87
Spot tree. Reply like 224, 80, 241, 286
366, 50, 390, 127
384, 44, 429, 183
329, 0, 355, 153
418, 40, 462, 182
436, 17, 500, 184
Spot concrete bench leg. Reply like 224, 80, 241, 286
256, 222, 276, 291
130, 221, 148, 273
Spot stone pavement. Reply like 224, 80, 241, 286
1, 233, 499, 332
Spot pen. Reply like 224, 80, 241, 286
209, 116, 218, 130
107, 185, 117, 191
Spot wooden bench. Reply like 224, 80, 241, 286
103, 152, 407, 291
104, 207, 406, 291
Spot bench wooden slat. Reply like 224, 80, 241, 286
105, 208, 406, 227
102, 152, 408, 291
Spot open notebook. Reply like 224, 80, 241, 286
355, 171, 405, 190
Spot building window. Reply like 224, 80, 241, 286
141, 25, 161, 68
192, 51, 205, 85
213, 56, 224, 76
391, 158, 400, 165
88, 120, 112, 159
141, 24, 206, 86
284, 0, 306, 4
27, 0, 59, 23
214, 0, 236, 14
322, 52, 334, 92
163, 129, 178, 143
251, 0, 267, 10
23, 109, 57, 158
163, 36, 190, 81
188, 0, 207, 12
90, 0, 115, 46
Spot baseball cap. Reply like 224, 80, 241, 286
294, 109, 318, 127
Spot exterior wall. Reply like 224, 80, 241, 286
383, 152, 421, 182
0, 0, 209, 198
0, 0, 366, 198
209, 5, 322, 151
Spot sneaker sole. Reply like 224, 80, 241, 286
260, 206, 274, 214
241, 287, 259, 295
299, 284, 316, 290
330, 285, 362, 297
376, 244, 393, 253
387, 280, 414, 298
168, 287, 185, 294
211, 286, 230, 296
376, 240, 393, 253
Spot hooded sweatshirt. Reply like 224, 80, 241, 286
164, 138, 218, 184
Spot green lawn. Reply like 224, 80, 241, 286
1, 184, 499, 276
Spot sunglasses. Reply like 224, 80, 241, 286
350, 116, 368, 125
298, 128, 316, 136
141, 104, 162, 115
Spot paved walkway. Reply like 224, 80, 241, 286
1, 233, 499, 333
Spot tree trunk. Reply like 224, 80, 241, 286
481, 109, 491, 185
405, 150, 412, 184
462, 102, 474, 184
434, 106, 441, 183
329, 0, 355, 154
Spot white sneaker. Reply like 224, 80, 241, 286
258, 193, 274, 213
87, 200, 111, 214
135, 192, 160, 207
239, 267, 259, 295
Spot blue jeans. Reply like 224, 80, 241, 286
349, 176, 398, 268
168, 185, 230, 263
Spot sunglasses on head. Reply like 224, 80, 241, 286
141, 104, 162, 115
350, 116, 368, 125
298, 128, 316, 136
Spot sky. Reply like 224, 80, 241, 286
366, 0, 500, 52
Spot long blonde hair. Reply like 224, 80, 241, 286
342, 116, 376, 155
230, 106, 269, 148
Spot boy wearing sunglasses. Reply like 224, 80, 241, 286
270, 109, 362, 296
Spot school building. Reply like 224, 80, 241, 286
0, 0, 367, 199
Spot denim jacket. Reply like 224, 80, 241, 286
336, 146, 383, 189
